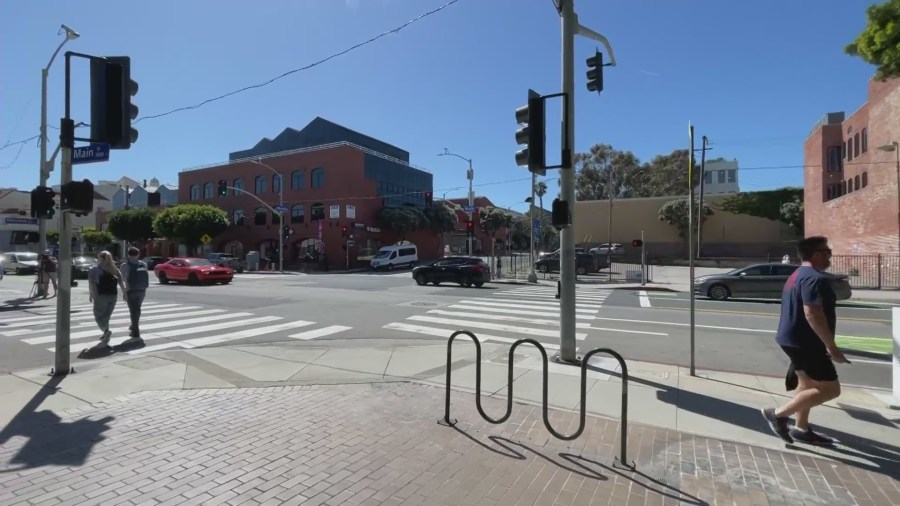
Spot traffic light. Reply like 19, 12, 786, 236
551, 198, 569, 229
632, 239, 643, 248
341, 225, 349, 238
30, 186, 56, 219
90, 56, 138, 149
586, 50, 604, 94
515, 89, 546, 176
466, 220, 474, 235
424, 191, 433, 207
218, 179, 228, 197
282, 225, 291, 242
60, 179, 95, 216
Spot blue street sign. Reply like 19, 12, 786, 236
72, 143, 110, 165
274, 206, 288, 213
461, 205, 476, 212
532, 219, 541, 235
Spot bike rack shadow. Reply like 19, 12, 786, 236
438, 329, 634, 470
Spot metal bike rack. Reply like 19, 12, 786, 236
439, 330, 634, 469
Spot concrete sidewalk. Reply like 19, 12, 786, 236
1, 338, 897, 504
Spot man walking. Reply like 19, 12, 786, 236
119, 246, 149, 344
762, 236, 848, 445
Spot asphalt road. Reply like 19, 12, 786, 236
0, 270, 895, 390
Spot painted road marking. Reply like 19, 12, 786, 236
407, 315, 588, 339
289, 325, 353, 340
383, 322, 561, 350
649, 305, 890, 323
639, 290, 651, 308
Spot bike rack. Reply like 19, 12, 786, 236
439, 330, 634, 469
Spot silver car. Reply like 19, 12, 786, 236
694, 263, 852, 301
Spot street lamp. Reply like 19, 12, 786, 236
37, 24, 80, 255
878, 141, 900, 255
438, 148, 475, 256
250, 158, 284, 272
524, 194, 538, 283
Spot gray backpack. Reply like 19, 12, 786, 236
127, 261, 150, 290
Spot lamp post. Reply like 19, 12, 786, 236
438, 149, 474, 256
250, 158, 284, 272
525, 192, 538, 283
38, 24, 80, 255
878, 141, 900, 256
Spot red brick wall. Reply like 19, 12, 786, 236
804, 77, 900, 256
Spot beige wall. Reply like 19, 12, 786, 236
574, 195, 799, 258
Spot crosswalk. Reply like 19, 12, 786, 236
384, 285, 651, 349
1, 301, 353, 356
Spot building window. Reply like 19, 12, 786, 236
254, 207, 268, 225
843, 140, 847, 159
190, 185, 200, 201
717, 170, 725, 184
862, 172, 868, 188
232, 178, 244, 197
291, 170, 305, 190
255, 175, 266, 195
826, 146, 842, 172
727, 169, 736, 183
311, 167, 325, 189
854, 175, 860, 191
203, 182, 213, 199
310, 202, 325, 221
272, 211, 282, 225
861, 128, 868, 153
847, 139, 853, 161
826, 186, 833, 200
854, 133, 860, 157
704, 172, 712, 185
842, 180, 847, 195
273, 174, 282, 194
233, 209, 245, 226
291, 204, 305, 224
299, 238, 321, 256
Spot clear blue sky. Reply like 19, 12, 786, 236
0, 0, 881, 212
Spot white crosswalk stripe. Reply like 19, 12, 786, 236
383, 285, 657, 347
0, 299, 353, 354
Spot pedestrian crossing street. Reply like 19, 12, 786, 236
385, 285, 627, 350
0, 301, 353, 356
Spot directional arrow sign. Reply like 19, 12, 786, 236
274, 206, 288, 213
72, 143, 110, 165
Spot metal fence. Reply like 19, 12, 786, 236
486, 253, 653, 283
829, 254, 900, 290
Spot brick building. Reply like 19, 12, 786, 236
178, 118, 439, 269
804, 77, 900, 287
444, 196, 511, 255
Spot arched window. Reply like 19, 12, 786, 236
310, 202, 325, 221
272, 211, 282, 225
233, 209, 245, 226
861, 128, 868, 153
255, 175, 266, 194
291, 204, 305, 224
254, 207, 268, 225
291, 170, 305, 190
311, 167, 325, 189
232, 178, 244, 197
300, 238, 322, 256
203, 183, 213, 199
273, 174, 282, 194
190, 185, 200, 201
854, 175, 860, 191
862, 172, 868, 188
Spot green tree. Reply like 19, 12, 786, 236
107, 208, 156, 243
152, 204, 229, 255
80, 228, 114, 252
422, 202, 458, 254
478, 206, 514, 255
534, 180, 548, 211
509, 217, 531, 251
638, 149, 700, 198
780, 196, 804, 232
719, 188, 804, 224
574, 144, 642, 200
658, 198, 714, 238
47, 231, 60, 245
377, 207, 427, 241
845, 0, 900, 80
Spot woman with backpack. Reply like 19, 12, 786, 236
88, 250, 127, 348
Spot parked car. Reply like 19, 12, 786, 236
154, 257, 234, 285
694, 263, 852, 301
371, 244, 418, 271
142, 256, 170, 271
208, 252, 245, 273
534, 252, 607, 275
412, 256, 491, 287
72, 255, 97, 279
589, 243, 625, 256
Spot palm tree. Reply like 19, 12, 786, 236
535, 180, 548, 212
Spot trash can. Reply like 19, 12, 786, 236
246, 251, 260, 272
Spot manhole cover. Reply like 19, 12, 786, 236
398, 301, 439, 308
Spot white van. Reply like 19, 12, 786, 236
370, 244, 418, 271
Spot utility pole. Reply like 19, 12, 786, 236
528, 173, 538, 283
688, 123, 696, 377
557, 0, 578, 364
696, 135, 711, 259
607, 169, 614, 250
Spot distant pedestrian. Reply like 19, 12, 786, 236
88, 250, 127, 348
496, 257, 502, 279
38, 253, 58, 298
762, 236, 847, 445
119, 246, 149, 344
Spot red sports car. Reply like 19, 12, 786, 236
154, 257, 234, 285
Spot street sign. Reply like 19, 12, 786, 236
532, 219, 541, 235
72, 143, 110, 165
461, 205, 477, 212
200, 233, 212, 245
274, 205, 288, 213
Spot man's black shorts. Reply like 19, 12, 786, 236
780, 345, 838, 382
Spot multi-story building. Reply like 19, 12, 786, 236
695, 158, 740, 196
178, 117, 437, 268
804, 77, 900, 287
109, 177, 178, 211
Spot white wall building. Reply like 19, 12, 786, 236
695, 158, 740, 196
110, 177, 178, 211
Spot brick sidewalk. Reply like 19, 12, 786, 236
1, 382, 897, 505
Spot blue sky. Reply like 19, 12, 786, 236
0, 0, 881, 212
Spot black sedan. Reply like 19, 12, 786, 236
413, 256, 491, 288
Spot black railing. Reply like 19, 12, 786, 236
439, 330, 634, 469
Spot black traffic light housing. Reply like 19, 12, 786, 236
632, 239, 643, 248
586, 50, 604, 94
30, 186, 57, 219
551, 198, 570, 230
90, 56, 138, 149
218, 179, 228, 197
341, 225, 349, 238
466, 220, 474, 236
515, 89, 546, 176
282, 225, 291, 242
424, 191, 433, 207
60, 179, 95, 217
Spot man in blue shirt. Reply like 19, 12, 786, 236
762, 236, 848, 445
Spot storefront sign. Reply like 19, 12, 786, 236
329, 205, 340, 219
346, 204, 356, 219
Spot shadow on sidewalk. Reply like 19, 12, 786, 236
0, 375, 113, 471
591, 366, 900, 482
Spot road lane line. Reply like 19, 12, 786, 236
289, 325, 353, 340
649, 305, 889, 323
639, 290, 651, 308
447, 304, 597, 320
406, 315, 587, 339
382, 322, 560, 350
